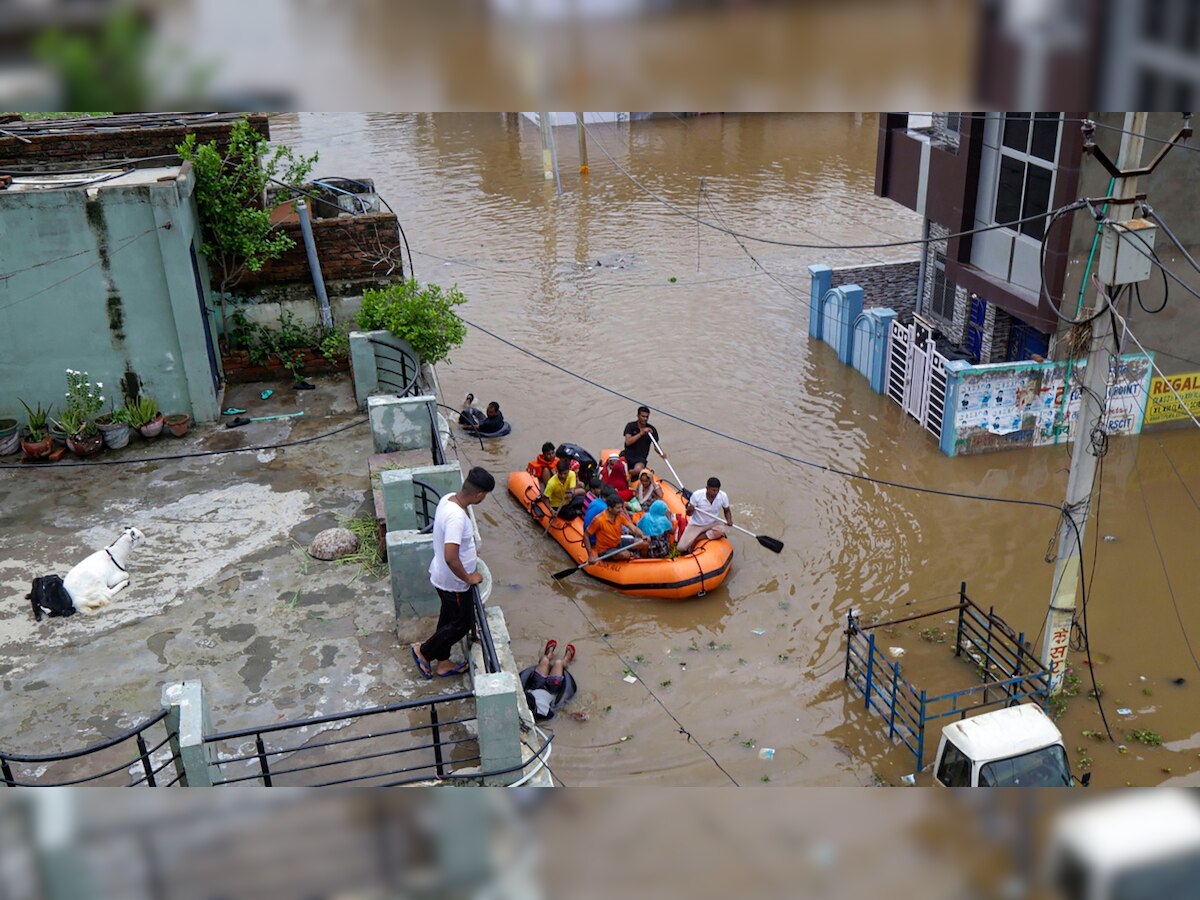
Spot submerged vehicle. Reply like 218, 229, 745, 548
932, 703, 1081, 787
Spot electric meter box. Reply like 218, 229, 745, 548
1098, 218, 1157, 285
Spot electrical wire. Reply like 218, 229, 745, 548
1133, 463, 1200, 678
578, 118, 1094, 252
0, 418, 367, 469
1105, 295, 1200, 433
460, 316, 1062, 513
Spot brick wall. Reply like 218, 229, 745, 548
830, 259, 920, 318
236, 213, 406, 291
0, 114, 270, 170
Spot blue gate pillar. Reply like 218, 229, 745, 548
808, 265, 832, 340
833, 285, 864, 365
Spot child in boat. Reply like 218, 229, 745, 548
637, 499, 675, 559
527, 441, 557, 485
525, 639, 576, 720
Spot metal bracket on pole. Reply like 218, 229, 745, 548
1081, 116, 1192, 180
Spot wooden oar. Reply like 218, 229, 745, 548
552, 543, 643, 581
651, 435, 784, 554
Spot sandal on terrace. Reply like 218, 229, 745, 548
564, 643, 576, 664
543, 639, 557, 657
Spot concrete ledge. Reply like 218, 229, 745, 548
368, 394, 437, 453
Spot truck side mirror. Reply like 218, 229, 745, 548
1080, 771, 1092, 787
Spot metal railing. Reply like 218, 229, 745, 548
413, 477, 441, 534
366, 334, 421, 398
844, 582, 1051, 770
472, 584, 501, 675
0, 710, 180, 787
204, 692, 478, 787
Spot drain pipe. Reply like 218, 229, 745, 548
296, 198, 333, 329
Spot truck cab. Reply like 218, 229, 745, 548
932, 703, 1075, 787
1049, 792, 1200, 900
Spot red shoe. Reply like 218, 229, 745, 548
564, 643, 576, 664
543, 639, 557, 657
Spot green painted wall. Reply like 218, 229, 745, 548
0, 164, 221, 425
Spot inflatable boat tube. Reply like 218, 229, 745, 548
458, 407, 512, 437
519, 666, 578, 721
507, 450, 733, 600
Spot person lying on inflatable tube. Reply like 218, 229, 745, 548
459, 396, 509, 436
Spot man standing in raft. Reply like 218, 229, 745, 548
623, 405, 667, 476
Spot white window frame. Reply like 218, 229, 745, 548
992, 112, 1063, 244
928, 252, 956, 322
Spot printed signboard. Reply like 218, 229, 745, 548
1144, 371, 1200, 425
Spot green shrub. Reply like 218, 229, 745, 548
356, 279, 467, 366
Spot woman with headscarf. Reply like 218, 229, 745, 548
601, 451, 634, 501
634, 468, 663, 510
637, 499, 675, 559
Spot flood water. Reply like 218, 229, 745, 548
270, 113, 1200, 786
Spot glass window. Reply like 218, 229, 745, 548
1021, 166, 1053, 240
936, 738, 972, 786
978, 745, 1072, 787
1002, 113, 1030, 151
1030, 113, 1060, 161
995, 157, 1024, 225
1112, 851, 1200, 900
1142, 0, 1169, 41
945, 112, 961, 135
929, 253, 956, 321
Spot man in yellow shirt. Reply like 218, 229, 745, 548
544, 457, 585, 510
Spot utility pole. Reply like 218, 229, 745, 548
537, 112, 562, 195
1040, 112, 1146, 693
576, 113, 589, 175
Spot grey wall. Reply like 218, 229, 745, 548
831, 259, 920, 318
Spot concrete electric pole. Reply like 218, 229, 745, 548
1040, 113, 1147, 693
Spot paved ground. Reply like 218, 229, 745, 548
0, 375, 460, 761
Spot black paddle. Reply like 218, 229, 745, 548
552, 543, 645, 581
649, 436, 784, 554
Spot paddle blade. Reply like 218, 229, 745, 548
552, 565, 581, 581
756, 534, 785, 554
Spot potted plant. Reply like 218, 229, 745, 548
61, 369, 105, 456
95, 403, 133, 450
0, 416, 18, 456
59, 408, 102, 457
19, 399, 53, 460
129, 396, 163, 438
164, 412, 192, 437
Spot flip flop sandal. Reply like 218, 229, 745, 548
564, 643, 576, 664
410, 645, 433, 680
260, 390, 274, 400
543, 639, 557, 657
292, 381, 316, 391
436, 660, 470, 677
222, 407, 247, 416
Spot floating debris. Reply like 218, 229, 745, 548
758, 748, 775, 760
888, 647, 906, 658
752, 629, 767, 635
1117, 708, 1133, 716
623, 674, 638, 684
900, 774, 916, 786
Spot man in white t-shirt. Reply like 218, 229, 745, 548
411, 467, 496, 678
677, 476, 733, 553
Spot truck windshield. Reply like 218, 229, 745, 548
1112, 850, 1200, 900
978, 745, 1071, 787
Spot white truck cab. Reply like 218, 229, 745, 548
932, 703, 1076, 787
1049, 791, 1200, 900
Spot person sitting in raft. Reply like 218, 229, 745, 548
634, 468, 663, 510
677, 476, 733, 553
465, 401, 505, 436
601, 451, 634, 502
544, 457, 586, 517
526, 639, 576, 720
637, 499, 676, 559
527, 442, 558, 485
583, 485, 616, 540
583, 475, 605, 506
587, 494, 647, 562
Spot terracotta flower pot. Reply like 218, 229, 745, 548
67, 432, 104, 458
138, 415, 165, 439
22, 434, 53, 459
164, 413, 191, 437
48, 422, 68, 447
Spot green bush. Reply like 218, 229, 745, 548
356, 279, 467, 366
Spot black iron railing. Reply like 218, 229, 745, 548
0, 709, 180, 787
412, 478, 441, 534
428, 399, 446, 465
204, 692, 478, 787
472, 584, 501, 675
366, 335, 421, 398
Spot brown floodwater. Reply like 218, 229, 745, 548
270, 113, 1200, 787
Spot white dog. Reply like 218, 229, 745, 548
63, 527, 145, 615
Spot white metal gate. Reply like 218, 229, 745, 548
885, 316, 951, 441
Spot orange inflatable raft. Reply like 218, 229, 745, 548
507, 457, 733, 600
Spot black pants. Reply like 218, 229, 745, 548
420, 587, 474, 662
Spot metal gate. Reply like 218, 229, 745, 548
886, 316, 951, 441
